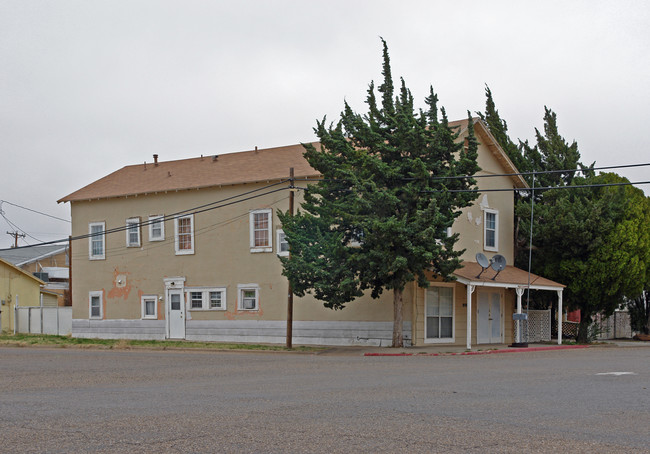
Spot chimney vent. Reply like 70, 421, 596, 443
212, 155, 218, 162
153, 154, 159, 166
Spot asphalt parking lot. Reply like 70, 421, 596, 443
1, 345, 648, 453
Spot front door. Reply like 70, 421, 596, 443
477, 291, 502, 344
167, 289, 185, 339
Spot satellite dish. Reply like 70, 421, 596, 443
490, 254, 506, 280
475, 252, 490, 278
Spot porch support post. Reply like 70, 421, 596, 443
557, 289, 563, 345
466, 284, 475, 350
515, 288, 524, 314
515, 287, 525, 345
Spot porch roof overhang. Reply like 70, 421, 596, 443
453, 261, 565, 292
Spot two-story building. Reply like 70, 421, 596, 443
58, 119, 564, 348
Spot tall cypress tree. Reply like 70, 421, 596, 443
477, 85, 528, 175
278, 40, 480, 347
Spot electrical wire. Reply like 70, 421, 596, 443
0, 200, 71, 223
424, 180, 650, 194
0, 184, 291, 252
1, 212, 45, 243
69, 195, 291, 261
293, 162, 650, 183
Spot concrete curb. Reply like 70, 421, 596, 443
364, 344, 590, 357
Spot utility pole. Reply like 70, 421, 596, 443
68, 236, 73, 307
6, 231, 25, 248
286, 167, 295, 349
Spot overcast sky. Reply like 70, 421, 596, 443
1, 0, 649, 249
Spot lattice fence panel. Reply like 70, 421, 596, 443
562, 321, 579, 339
528, 310, 551, 342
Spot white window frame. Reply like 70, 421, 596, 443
185, 287, 227, 311
88, 222, 105, 260
424, 284, 455, 344
89, 291, 103, 319
175, 214, 194, 255
149, 215, 165, 242
238, 284, 260, 311
126, 217, 141, 247
276, 229, 289, 256
483, 208, 499, 252
141, 294, 158, 319
250, 209, 272, 253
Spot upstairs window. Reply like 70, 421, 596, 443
175, 214, 194, 255
126, 217, 141, 247
149, 215, 165, 241
250, 209, 272, 252
277, 229, 289, 256
89, 222, 105, 260
483, 209, 498, 252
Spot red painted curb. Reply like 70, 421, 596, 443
364, 344, 589, 357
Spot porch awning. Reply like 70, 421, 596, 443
453, 261, 564, 291
453, 261, 565, 349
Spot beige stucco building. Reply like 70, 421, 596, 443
58, 119, 564, 348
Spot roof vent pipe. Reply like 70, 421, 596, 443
153, 154, 159, 166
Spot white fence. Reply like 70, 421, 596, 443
594, 310, 632, 339
16, 307, 72, 336
514, 309, 552, 343
528, 309, 552, 342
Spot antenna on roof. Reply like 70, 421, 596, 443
475, 253, 490, 278
491, 254, 506, 280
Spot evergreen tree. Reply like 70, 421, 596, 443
480, 90, 649, 342
278, 40, 480, 347
519, 107, 588, 189
518, 174, 650, 342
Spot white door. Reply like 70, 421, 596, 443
167, 289, 185, 339
477, 291, 502, 344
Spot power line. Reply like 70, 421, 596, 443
424, 180, 650, 194
293, 162, 650, 183
1, 212, 45, 243
0, 181, 290, 252
428, 162, 650, 182
69, 194, 291, 261
0, 200, 71, 223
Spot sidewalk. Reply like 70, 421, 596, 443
317, 339, 650, 356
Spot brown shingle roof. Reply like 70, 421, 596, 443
58, 118, 526, 203
58, 143, 320, 203
453, 261, 564, 289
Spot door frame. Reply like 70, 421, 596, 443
476, 289, 504, 344
164, 277, 186, 339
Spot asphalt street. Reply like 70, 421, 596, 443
1, 345, 648, 453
